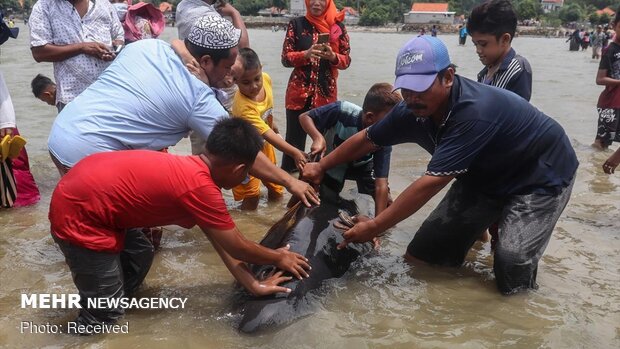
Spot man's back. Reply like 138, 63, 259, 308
369, 76, 578, 197
49, 150, 233, 252
48, 39, 228, 167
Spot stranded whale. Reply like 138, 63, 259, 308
235, 194, 373, 333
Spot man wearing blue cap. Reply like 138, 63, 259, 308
303, 36, 579, 295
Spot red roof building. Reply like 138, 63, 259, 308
596, 7, 615, 17
410, 3, 450, 13
405, 2, 454, 24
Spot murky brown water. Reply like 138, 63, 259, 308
0, 27, 619, 348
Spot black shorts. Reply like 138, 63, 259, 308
596, 108, 620, 146
407, 178, 574, 294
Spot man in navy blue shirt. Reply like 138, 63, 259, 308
303, 36, 578, 295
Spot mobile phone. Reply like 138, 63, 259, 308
114, 45, 123, 54
317, 33, 330, 44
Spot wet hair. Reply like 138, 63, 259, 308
31, 74, 55, 97
467, 0, 517, 42
238, 47, 261, 71
362, 83, 403, 113
184, 39, 233, 66
206, 117, 263, 165
614, 6, 620, 25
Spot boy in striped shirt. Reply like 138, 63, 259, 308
467, 0, 532, 101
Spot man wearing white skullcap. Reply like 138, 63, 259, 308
47, 15, 319, 207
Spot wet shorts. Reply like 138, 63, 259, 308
407, 178, 574, 294
596, 108, 620, 147
233, 141, 284, 200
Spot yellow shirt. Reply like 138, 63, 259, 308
232, 72, 274, 135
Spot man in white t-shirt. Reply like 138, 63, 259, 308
47, 15, 319, 206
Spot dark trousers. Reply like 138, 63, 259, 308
53, 229, 154, 327
407, 178, 574, 295
282, 106, 311, 172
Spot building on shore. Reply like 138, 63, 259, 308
540, 0, 564, 14
595, 7, 615, 18
404, 3, 455, 25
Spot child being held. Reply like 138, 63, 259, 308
232, 47, 308, 210
31, 74, 56, 106
299, 83, 402, 217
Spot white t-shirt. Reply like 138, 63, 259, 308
0, 72, 16, 129
48, 39, 229, 167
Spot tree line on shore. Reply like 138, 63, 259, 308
1, 0, 620, 27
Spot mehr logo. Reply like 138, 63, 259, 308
21, 293, 188, 309
399, 51, 423, 67
21, 294, 82, 309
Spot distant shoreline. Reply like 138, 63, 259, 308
242, 16, 567, 37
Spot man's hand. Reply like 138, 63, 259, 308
217, 2, 239, 17
301, 162, 324, 185
0, 128, 13, 137
309, 137, 326, 158
286, 178, 320, 207
275, 244, 311, 280
603, 149, 620, 174
248, 270, 292, 296
81, 42, 114, 61
337, 219, 380, 250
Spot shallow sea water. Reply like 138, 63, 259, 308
0, 27, 619, 348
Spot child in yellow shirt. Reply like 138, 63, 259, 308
232, 48, 308, 210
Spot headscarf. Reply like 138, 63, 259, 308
304, 0, 344, 34
304, 0, 345, 53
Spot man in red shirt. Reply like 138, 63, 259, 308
49, 118, 311, 332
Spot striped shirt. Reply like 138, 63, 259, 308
476, 48, 532, 101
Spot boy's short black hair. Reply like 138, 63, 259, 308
238, 47, 261, 71
362, 83, 402, 114
467, 0, 517, 42
31, 74, 54, 97
206, 117, 263, 165
184, 38, 233, 66
614, 6, 620, 25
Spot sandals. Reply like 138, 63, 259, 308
0, 135, 27, 161
0, 135, 9, 162
8, 135, 26, 159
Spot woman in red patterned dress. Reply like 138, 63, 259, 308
280, 0, 351, 172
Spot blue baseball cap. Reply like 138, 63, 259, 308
394, 36, 451, 92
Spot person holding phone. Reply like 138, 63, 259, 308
280, 0, 351, 173
29, 0, 125, 112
